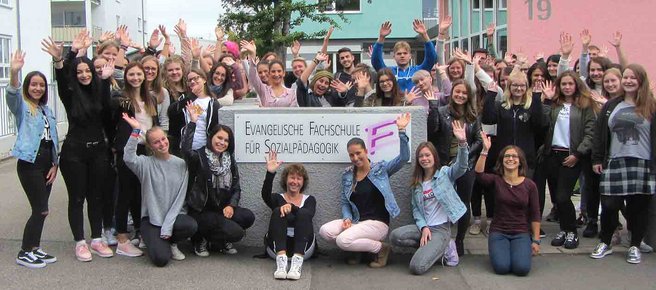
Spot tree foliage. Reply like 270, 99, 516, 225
218, 0, 348, 60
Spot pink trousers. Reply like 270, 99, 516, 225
319, 219, 389, 253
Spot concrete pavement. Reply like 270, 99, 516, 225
0, 158, 654, 290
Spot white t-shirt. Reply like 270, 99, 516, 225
192, 97, 212, 150
422, 181, 448, 227
551, 103, 571, 148
134, 101, 153, 144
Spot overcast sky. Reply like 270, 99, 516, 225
147, 0, 225, 39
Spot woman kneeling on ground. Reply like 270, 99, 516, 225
476, 132, 541, 276
389, 121, 469, 275
183, 103, 255, 257
262, 151, 316, 280
320, 113, 411, 268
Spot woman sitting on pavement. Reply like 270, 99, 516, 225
261, 151, 317, 280
121, 113, 198, 267
389, 122, 469, 275
182, 103, 255, 257
476, 132, 541, 276
319, 113, 411, 268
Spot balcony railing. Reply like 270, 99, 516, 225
51, 26, 105, 43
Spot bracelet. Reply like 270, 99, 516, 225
120, 44, 129, 50
532, 239, 541, 245
53, 58, 63, 63
480, 151, 488, 156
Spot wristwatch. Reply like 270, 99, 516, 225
532, 239, 541, 245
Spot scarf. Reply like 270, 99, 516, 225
205, 148, 232, 189
209, 84, 223, 97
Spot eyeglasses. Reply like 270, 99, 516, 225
380, 79, 393, 84
510, 84, 527, 89
187, 75, 202, 84
144, 67, 158, 72
503, 154, 520, 159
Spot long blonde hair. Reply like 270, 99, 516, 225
501, 70, 532, 110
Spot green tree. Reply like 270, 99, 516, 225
218, 0, 348, 62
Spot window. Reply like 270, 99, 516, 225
484, 0, 494, 9
472, 0, 480, 10
0, 0, 10, 7
498, 0, 507, 9
0, 36, 11, 80
116, 15, 121, 27
138, 17, 142, 32
321, 0, 360, 12
422, 0, 438, 30
51, 11, 86, 27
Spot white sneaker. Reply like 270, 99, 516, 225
639, 241, 653, 253
170, 243, 185, 261
102, 229, 118, 246
468, 222, 481, 235
286, 255, 303, 280
274, 254, 288, 279
220, 242, 238, 255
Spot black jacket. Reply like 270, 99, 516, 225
482, 91, 547, 167
296, 79, 354, 107
428, 102, 483, 168
592, 96, 656, 170
182, 122, 241, 212
109, 94, 160, 153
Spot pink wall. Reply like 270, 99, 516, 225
508, 0, 656, 79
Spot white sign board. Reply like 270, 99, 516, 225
234, 113, 412, 163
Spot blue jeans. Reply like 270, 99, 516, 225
488, 232, 532, 276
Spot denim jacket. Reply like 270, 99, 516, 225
411, 144, 468, 230
5, 84, 59, 164
340, 131, 410, 222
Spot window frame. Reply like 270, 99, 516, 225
319, 0, 361, 14
0, 35, 12, 81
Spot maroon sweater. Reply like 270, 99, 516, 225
476, 173, 541, 235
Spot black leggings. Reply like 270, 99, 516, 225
141, 216, 197, 267
60, 141, 108, 241
190, 207, 255, 244
102, 151, 117, 229
471, 179, 494, 218
115, 145, 146, 234
544, 151, 580, 232
581, 157, 600, 222
455, 169, 475, 243
17, 141, 54, 251
268, 207, 314, 255
600, 195, 652, 247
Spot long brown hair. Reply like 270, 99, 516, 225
375, 68, 404, 106
22, 71, 49, 115
553, 71, 595, 111
411, 142, 441, 187
625, 64, 656, 119
123, 62, 157, 116
448, 79, 478, 123
140, 55, 164, 104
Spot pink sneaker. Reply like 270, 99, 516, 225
116, 240, 143, 257
90, 239, 114, 258
75, 241, 92, 262
443, 239, 459, 266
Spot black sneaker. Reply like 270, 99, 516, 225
16, 250, 46, 269
551, 231, 567, 247
32, 248, 57, 264
582, 222, 598, 238
539, 229, 547, 238
563, 232, 580, 249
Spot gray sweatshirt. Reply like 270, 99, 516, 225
124, 134, 188, 236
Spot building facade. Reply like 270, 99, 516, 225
291, 0, 438, 72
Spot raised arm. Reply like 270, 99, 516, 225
384, 113, 411, 176
448, 121, 470, 181
320, 26, 333, 54
475, 131, 491, 174
579, 29, 592, 79
609, 31, 628, 69
557, 32, 575, 76
262, 151, 283, 209
121, 113, 145, 174
435, 16, 452, 65
372, 21, 392, 71
6, 50, 25, 114
413, 19, 436, 71
485, 23, 498, 59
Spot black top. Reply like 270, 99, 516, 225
261, 172, 316, 213
350, 177, 389, 224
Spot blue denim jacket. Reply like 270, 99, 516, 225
411, 144, 468, 230
340, 131, 410, 222
5, 84, 59, 164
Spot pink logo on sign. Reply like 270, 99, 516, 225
364, 119, 397, 155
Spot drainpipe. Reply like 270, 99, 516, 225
15, 0, 21, 51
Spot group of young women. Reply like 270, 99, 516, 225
6, 19, 653, 279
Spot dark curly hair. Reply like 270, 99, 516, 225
280, 164, 309, 193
